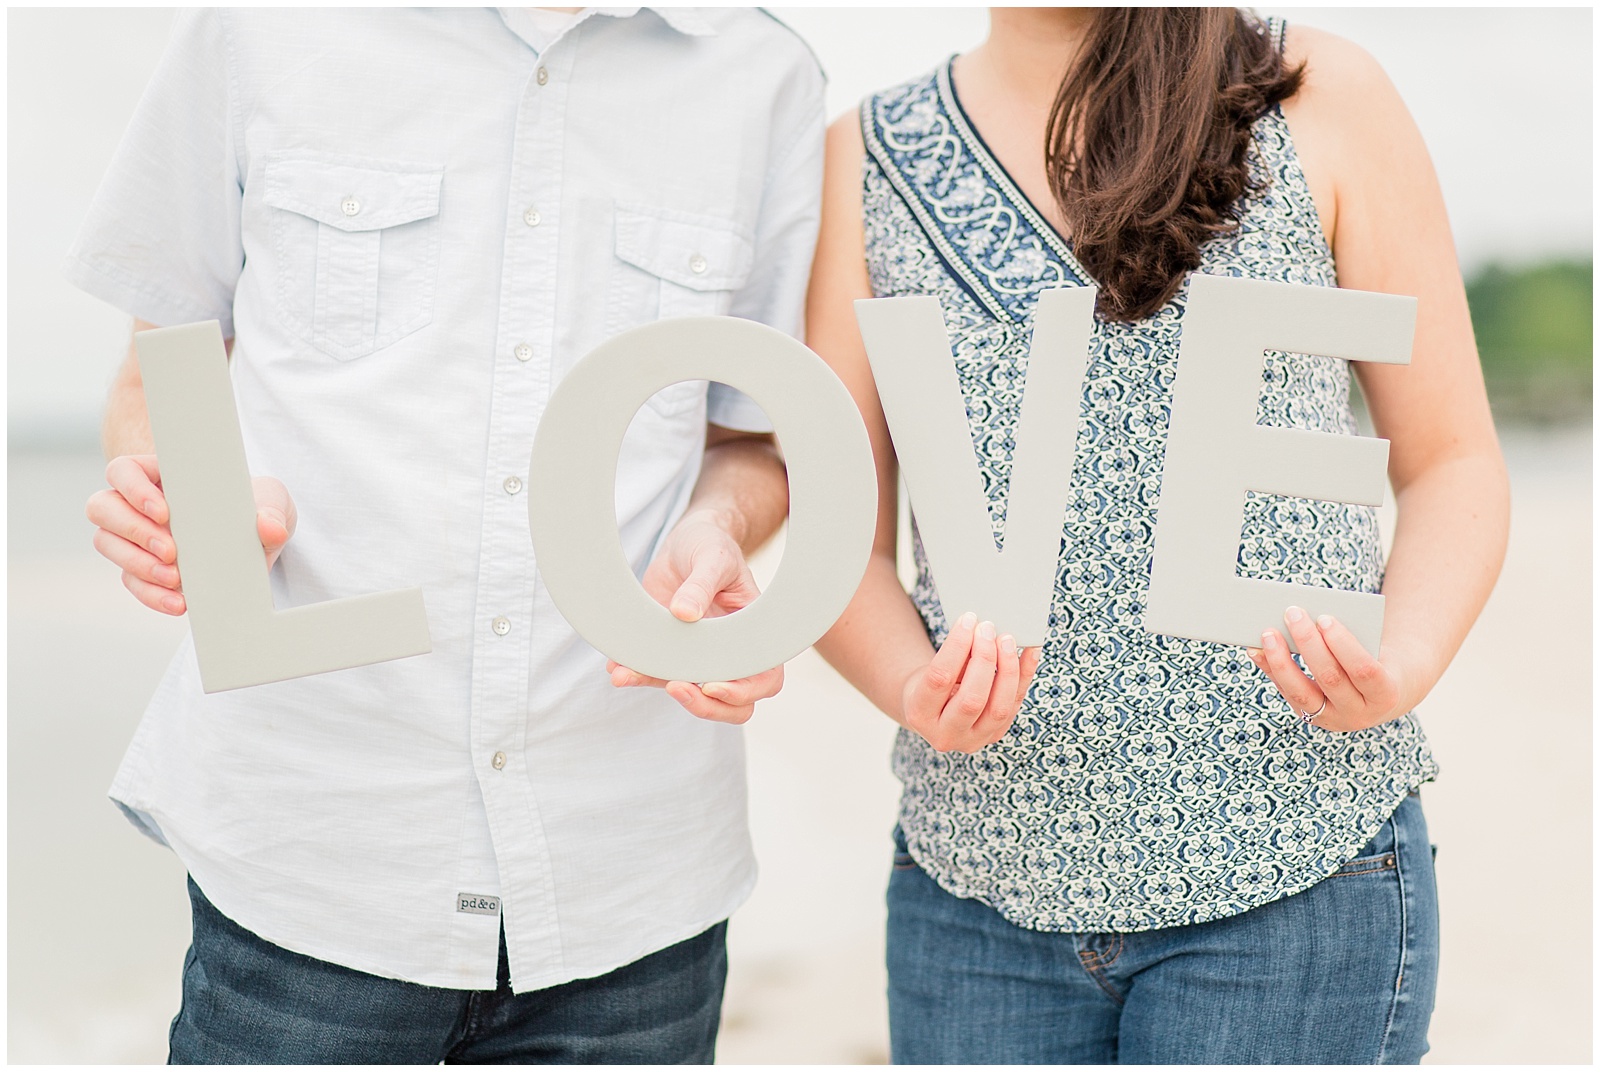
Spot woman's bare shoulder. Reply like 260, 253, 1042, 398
826, 109, 865, 168
1282, 25, 1409, 138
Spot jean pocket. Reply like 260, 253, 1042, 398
890, 824, 920, 871
1329, 850, 1398, 878
264, 154, 443, 361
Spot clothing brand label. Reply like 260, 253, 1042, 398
456, 893, 501, 916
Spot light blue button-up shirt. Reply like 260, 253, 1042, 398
65, 6, 824, 991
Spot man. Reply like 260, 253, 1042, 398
74, 7, 820, 1062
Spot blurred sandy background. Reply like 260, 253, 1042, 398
8, 7, 1592, 1064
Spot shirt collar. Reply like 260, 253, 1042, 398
498, 7, 718, 47
642, 7, 716, 37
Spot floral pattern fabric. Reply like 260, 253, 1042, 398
861, 37, 1438, 933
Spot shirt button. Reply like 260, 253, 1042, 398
341, 196, 361, 217
523, 207, 541, 227
514, 343, 533, 362
492, 751, 507, 770
536, 66, 549, 86
503, 475, 523, 495
688, 253, 709, 275
491, 616, 511, 636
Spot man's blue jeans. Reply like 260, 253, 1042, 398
887, 793, 1438, 1064
168, 877, 727, 1064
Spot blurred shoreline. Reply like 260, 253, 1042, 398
8, 420, 1591, 1064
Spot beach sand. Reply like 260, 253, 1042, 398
7, 425, 1590, 1063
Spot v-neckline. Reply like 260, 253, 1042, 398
938, 58, 1094, 288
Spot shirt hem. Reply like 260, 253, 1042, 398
905, 765, 1438, 936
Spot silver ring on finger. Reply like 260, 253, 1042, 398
1298, 697, 1328, 726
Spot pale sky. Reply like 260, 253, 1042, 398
8, 8, 1592, 442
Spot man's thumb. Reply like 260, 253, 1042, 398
668, 573, 714, 623
253, 478, 297, 551
257, 506, 291, 550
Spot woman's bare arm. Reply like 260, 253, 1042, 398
808, 114, 1039, 752
1260, 28, 1510, 728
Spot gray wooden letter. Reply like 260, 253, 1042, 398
1145, 274, 1416, 655
855, 287, 1096, 645
137, 322, 431, 692
526, 316, 877, 683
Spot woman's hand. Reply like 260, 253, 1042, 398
1247, 606, 1409, 733
899, 611, 1044, 753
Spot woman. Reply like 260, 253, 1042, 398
807, 9, 1507, 1064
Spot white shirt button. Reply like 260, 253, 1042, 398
536, 66, 549, 86
491, 751, 507, 770
523, 207, 541, 227
341, 196, 361, 217
503, 475, 523, 495
491, 616, 511, 636
688, 253, 708, 275
514, 343, 533, 362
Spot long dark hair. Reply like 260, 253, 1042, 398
1046, 9, 1304, 320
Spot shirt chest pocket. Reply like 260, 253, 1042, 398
609, 203, 754, 417
263, 156, 444, 361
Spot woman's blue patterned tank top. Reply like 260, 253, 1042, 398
861, 27, 1438, 933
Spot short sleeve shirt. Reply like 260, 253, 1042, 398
65, 6, 825, 992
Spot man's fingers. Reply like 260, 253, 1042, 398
86, 488, 175, 563
105, 455, 167, 525
699, 666, 784, 707
665, 680, 755, 725
642, 511, 756, 620
94, 529, 181, 589
122, 571, 186, 616
668, 546, 741, 622
943, 621, 999, 727
251, 476, 297, 550
608, 663, 670, 690
1259, 628, 1325, 715
708, 566, 762, 615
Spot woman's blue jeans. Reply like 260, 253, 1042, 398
887, 792, 1438, 1064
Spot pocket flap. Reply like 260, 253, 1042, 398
614, 203, 754, 291
264, 156, 443, 232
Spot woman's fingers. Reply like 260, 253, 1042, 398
973, 633, 1021, 738
943, 621, 998, 727
1280, 606, 1363, 713
1017, 646, 1044, 705
907, 612, 978, 716
1258, 627, 1325, 715
1315, 614, 1400, 713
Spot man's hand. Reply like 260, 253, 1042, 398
606, 507, 784, 724
86, 453, 297, 615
